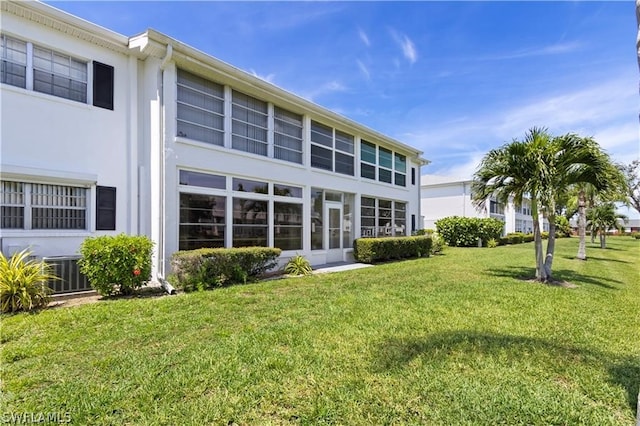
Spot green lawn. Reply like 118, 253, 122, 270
2, 237, 639, 425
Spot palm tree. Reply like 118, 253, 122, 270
473, 127, 552, 281
587, 203, 628, 249
473, 128, 623, 282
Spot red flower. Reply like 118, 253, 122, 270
133, 268, 141, 276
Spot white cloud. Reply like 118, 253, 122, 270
250, 69, 276, 83
301, 80, 347, 102
482, 41, 583, 61
358, 28, 370, 47
390, 28, 417, 64
356, 59, 370, 80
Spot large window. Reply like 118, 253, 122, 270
360, 140, 407, 187
274, 107, 303, 164
360, 196, 406, 237
233, 198, 268, 247
33, 45, 87, 103
1, 35, 26, 88
0, 181, 87, 230
177, 69, 225, 146
274, 202, 302, 250
310, 121, 354, 176
179, 193, 225, 250
232, 90, 268, 156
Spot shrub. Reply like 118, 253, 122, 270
169, 247, 281, 291
353, 236, 431, 263
78, 234, 154, 296
631, 232, 640, 239
523, 233, 534, 243
555, 216, 572, 237
435, 216, 504, 247
504, 232, 525, 244
487, 238, 498, 248
284, 254, 313, 276
0, 249, 57, 313
541, 232, 549, 240
429, 232, 445, 255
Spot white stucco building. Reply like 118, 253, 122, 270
420, 175, 546, 234
0, 1, 427, 285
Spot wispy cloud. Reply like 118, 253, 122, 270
358, 28, 370, 47
482, 41, 583, 61
301, 80, 347, 102
258, 6, 344, 31
356, 59, 370, 80
390, 28, 418, 64
250, 69, 276, 84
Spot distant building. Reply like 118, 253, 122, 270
420, 175, 547, 234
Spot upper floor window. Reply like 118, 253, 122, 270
232, 90, 268, 156
310, 120, 354, 176
274, 107, 303, 164
1, 35, 26, 88
33, 45, 87, 103
360, 140, 406, 186
0, 34, 113, 109
177, 69, 225, 146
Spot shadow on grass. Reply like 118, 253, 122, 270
373, 330, 639, 413
486, 266, 623, 289
560, 255, 632, 264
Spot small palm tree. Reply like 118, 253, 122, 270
586, 203, 628, 249
0, 249, 58, 313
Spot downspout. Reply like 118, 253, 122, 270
157, 44, 175, 295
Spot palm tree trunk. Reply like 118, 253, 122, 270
590, 228, 595, 243
600, 231, 606, 249
544, 212, 556, 281
576, 189, 587, 260
531, 200, 547, 282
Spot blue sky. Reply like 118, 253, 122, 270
49, 1, 638, 181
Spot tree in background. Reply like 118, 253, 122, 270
587, 203, 628, 249
618, 159, 640, 215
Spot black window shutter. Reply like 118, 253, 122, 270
96, 186, 116, 230
411, 214, 416, 232
411, 167, 416, 185
93, 61, 114, 110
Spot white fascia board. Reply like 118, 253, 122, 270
136, 29, 427, 162
3, 0, 130, 53
0, 164, 97, 186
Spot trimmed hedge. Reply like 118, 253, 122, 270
169, 247, 281, 292
435, 216, 504, 247
353, 236, 432, 263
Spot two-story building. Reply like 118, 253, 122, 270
1, 1, 427, 286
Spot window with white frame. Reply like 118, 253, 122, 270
360, 196, 406, 237
274, 107, 303, 164
179, 193, 226, 250
0, 180, 87, 230
33, 45, 87, 103
274, 202, 302, 250
177, 69, 225, 146
232, 90, 268, 156
310, 121, 355, 176
360, 140, 406, 186
1, 35, 27, 88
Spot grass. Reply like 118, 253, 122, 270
1, 237, 639, 425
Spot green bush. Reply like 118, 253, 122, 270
284, 254, 313, 276
169, 247, 281, 292
353, 236, 431, 263
78, 234, 154, 296
555, 216, 572, 237
541, 231, 549, 240
0, 249, 57, 313
631, 232, 640, 239
435, 216, 504, 247
523, 233, 534, 243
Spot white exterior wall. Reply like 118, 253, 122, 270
0, 4, 137, 257
420, 180, 484, 230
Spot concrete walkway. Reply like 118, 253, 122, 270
312, 261, 373, 274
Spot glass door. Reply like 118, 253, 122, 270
325, 202, 343, 263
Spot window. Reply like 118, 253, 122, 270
33, 45, 87, 103
490, 199, 504, 215
233, 198, 268, 247
274, 202, 302, 250
274, 107, 303, 164
378, 147, 393, 183
179, 193, 225, 250
310, 121, 354, 176
96, 186, 116, 231
394, 153, 406, 187
360, 196, 406, 237
1, 181, 24, 229
31, 183, 86, 229
232, 178, 268, 194
177, 69, 225, 146
1, 35, 26, 88
179, 170, 226, 190
93, 61, 114, 110
232, 90, 268, 156
311, 188, 324, 250
274, 183, 302, 198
